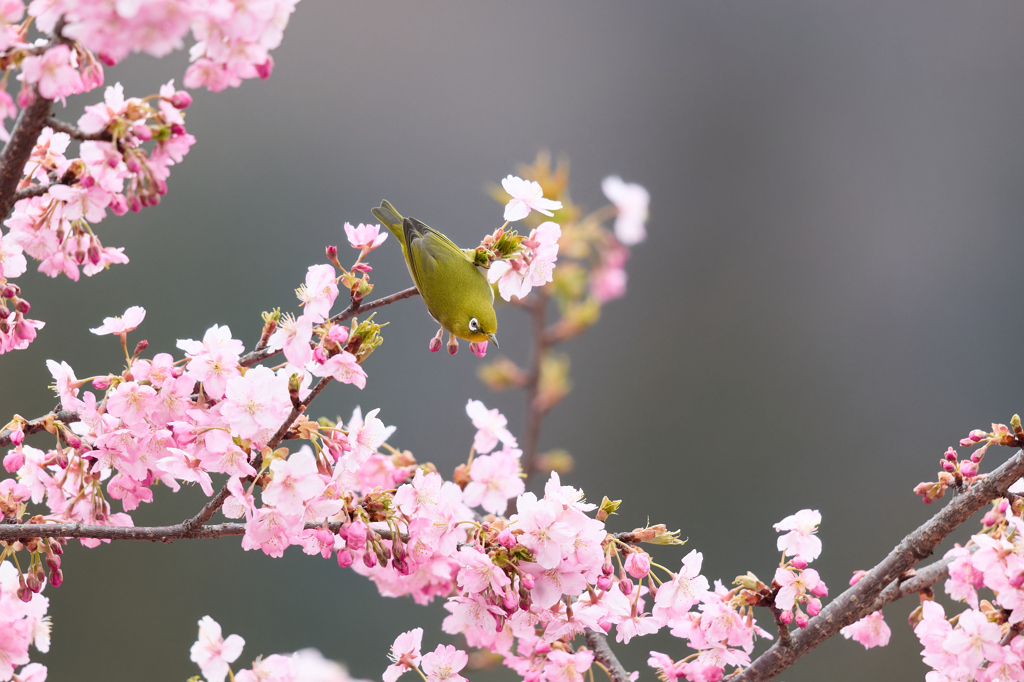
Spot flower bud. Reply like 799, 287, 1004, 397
429, 335, 442, 353
496, 529, 516, 549
3, 449, 24, 472
941, 460, 956, 473
944, 448, 958, 462
362, 549, 378, 568
1010, 571, 1024, 589
345, 520, 367, 551
779, 609, 793, 624
92, 376, 110, 390
336, 548, 354, 568
447, 336, 459, 355
49, 567, 63, 587
999, 498, 1010, 514
170, 90, 193, 109
520, 573, 535, 590
469, 341, 487, 358
983, 511, 1000, 527
618, 578, 633, 596
807, 598, 822, 616
849, 570, 867, 586
960, 461, 978, 478
624, 551, 650, 579
256, 58, 274, 80
170, 123, 186, 137
596, 575, 612, 591
794, 609, 809, 628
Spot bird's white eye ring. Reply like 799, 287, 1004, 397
469, 318, 479, 331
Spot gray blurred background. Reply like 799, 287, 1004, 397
3, 1, 1024, 679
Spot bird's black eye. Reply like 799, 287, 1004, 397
469, 318, 479, 331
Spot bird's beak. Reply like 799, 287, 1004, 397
487, 333, 499, 349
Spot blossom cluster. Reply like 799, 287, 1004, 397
647, 509, 831, 682
915, 420, 1020, 504
190, 614, 366, 682
0, 0, 302, 355
0, 559, 50, 682
908, 496, 1024, 680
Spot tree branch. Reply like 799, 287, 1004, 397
734, 449, 1024, 682
0, 93, 52, 218
0, 409, 79, 448
45, 116, 113, 142
0, 520, 404, 543
585, 629, 631, 682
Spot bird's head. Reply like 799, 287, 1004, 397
460, 304, 498, 347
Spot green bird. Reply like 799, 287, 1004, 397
371, 200, 498, 354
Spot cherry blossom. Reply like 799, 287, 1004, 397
420, 644, 468, 682
89, 305, 146, 336
501, 175, 563, 221
345, 222, 388, 252
773, 509, 823, 563
840, 611, 891, 649
189, 616, 245, 682
383, 628, 423, 682
601, 175, 650, 246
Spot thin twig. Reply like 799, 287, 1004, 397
585, 629, 631, 682
0, 94, 52, 218
239, 286, 419, 368
734, 449, 1024, 682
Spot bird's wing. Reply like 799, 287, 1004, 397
403, 217, 473, 282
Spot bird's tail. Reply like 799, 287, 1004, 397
372, 200, 405, 240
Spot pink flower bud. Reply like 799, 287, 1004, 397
618, 578, 633, 595
352, 262, 372, 273
535, 642, 550, 655
999, 499, 1010, 514
600, 619, 613, 634
255, 58, 274, 80
602, 563, 614, 575
9, 428, 23, 446
794, 609, 809, 628
970, 429, 987, 442
327, 325, 349, 345
502, 591, 518, 611
429, 336, 442, 353
983, 511, 1000, 527
447, 336, 459, 355
941, 460, 956, 473
944, 448, 958, 461
779, 609, 793, 624
345, 520, 367, 551
810, 581, 828, 598
98, 51, 117, 66
3, 450, 23, 472
807, 598, 821, 616
169, 123, 186, 137
849, 570, 867, 586
133, 123, 152, 141
496, 529, 515, 549
362, 550, 377, 568
596, 575, 612, 591
791, 557, 807, 570
49, 567, 63, 587
92, 376, 110, 390
469, 341, 487, 358
1011, 571, 1024, 589
326, 245, 338, 261
17, 583, 32, 602
169, 90, 192, 109
521, 573, 535, 590
960, 461, 978, 478
624, 551, 651, 579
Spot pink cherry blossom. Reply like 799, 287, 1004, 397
90, 305, 146, 336
383, 628, 423, 682
346, 407, 392, 465
840, 611, 890, 649
462, 446, 524, 515
488, 222, 560, 302
220, 366, 292, 440
309, 350, 367, 389
189, 616, 245, 682
465, 399, 517, 454
267, 312, 314, 366
296, 263, 338, 322
774, 509, 822, 563
420, 644, 468, 682
261, 447, 325, 515
501, 175, 562, 221
19, 45, 83, 101
601, 175, 649, 246
344, 222, 388, 251
177, 325, 245, 400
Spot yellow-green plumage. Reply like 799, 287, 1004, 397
372, 200, 498, 346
